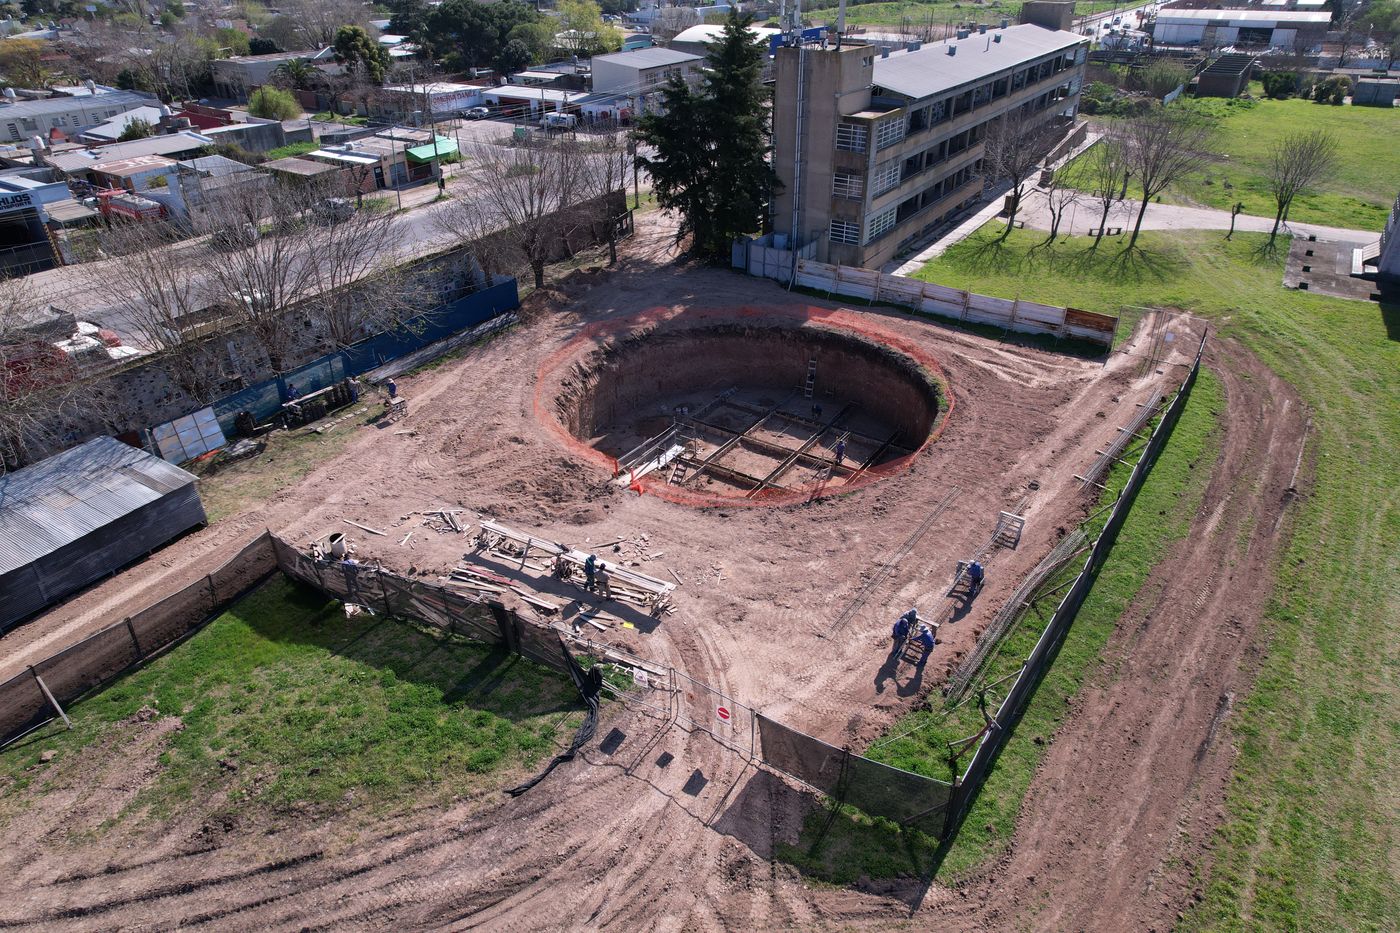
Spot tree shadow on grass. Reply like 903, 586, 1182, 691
1077, 243, 1190, 286
234, 579, 580, 725
953, 233, 1032, 276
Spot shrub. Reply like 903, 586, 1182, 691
1261, 71, 1300, 99
248, 86, 302, 121
117, 116, 155, 141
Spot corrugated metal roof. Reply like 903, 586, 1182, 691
0, 437, 197, 575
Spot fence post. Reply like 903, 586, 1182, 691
29, 667, 71, 730
125, 618, 143, 658
750, 709, 757, 762
377, 569, 393, 617
207, 574, 217, 606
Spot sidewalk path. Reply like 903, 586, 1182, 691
1012, 189, 1380, 245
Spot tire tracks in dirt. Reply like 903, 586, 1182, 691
942, 336, 1308, 932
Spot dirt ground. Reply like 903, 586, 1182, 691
0, 214, 1304, 931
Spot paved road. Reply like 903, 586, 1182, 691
1014, 188, 1380, 244
28, 184, 465, 348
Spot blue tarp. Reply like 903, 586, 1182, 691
211, 277, 519, 434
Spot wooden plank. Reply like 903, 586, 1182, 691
345, 520, 386, 536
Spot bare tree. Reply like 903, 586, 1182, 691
299, 180, 424, 348
197, 185, 320, 373
1041, 174, 1081, 244
1115, 108, 1215, 249
99, 223, 227, 404
440, 141, 583, 290
652, 7, 701, 43
982, 108, 1061, 242
1263, 129, 1338, 247
0, 280, 107, 471
1083, 137, 1129, 249
572, 132, 632, 266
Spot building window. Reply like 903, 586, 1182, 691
836, 123, 867, 152
865, 206, 897, 243
928, 99, 947, 124
832, 171, 864, 199
830, 218, 860, 244
871, 160, 900, 196
874, 115, 905, 150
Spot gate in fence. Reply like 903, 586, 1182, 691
672, 668, 758, 758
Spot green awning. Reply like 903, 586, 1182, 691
405, 137, 459, 163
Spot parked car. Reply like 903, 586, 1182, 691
312, 197, 354, 225
540, 112, 577, 131
464, 106, 490, 120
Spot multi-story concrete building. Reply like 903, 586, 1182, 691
771, 23, 1088, 269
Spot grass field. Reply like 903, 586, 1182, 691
802, 0, 1115, 28
776, 356, 1224, 884
781, 225, 1398, 927
1067, 96, 1400, 231
0, 578, 581, 826
907, 226, 1399, 928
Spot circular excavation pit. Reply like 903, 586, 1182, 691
552, 319, 946, 504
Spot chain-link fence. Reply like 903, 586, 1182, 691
0, 531, 278, 746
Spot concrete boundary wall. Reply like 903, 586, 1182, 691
792, 258, 1119, 346
736, 239, 1118, 347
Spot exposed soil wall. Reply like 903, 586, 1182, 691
555, 323, 943, 451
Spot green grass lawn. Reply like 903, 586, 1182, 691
1067, 97, 1400, 231
264, 140, 318, 161
905, 225, 1398, 929
1173, 97, 1400, 232
803, 0, 1116, 27
0, 578, 581, 828
777, 360, 1224, 884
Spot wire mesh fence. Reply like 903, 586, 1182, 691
0, 531, 278, 747
949, 333, 1207, 835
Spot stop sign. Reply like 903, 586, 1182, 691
716, 705, 731, 723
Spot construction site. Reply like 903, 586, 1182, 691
0, 218, 1310, 931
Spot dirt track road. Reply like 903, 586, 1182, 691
0, 214, 1305, 930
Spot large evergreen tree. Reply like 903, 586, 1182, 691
636, 11, 777, 260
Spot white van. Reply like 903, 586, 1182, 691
540, 112, 577, 131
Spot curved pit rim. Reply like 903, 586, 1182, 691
533, 304, 956, 508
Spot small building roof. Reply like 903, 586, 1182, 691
482, 85, 577, 103
591, 47, 702, 69
45, 131, 214, 173
264, 156, 339, 176
43, 197, 99, 223
80, 105, 167, 142
177, 154, 254, 177
0, 89, 156, 122
873, 24, 1086, 101
92, 154, 176, 177
671, 23, 779, 45
405, 136, 458, 163
0, 436, 197, 576
307, 146, 382, 166
1154, 8, 1332, 23
222, 49, 322, 64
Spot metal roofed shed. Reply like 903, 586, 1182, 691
405, 136, 458, 163
0, 436, 207, 631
